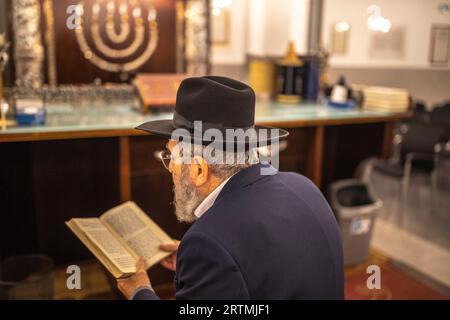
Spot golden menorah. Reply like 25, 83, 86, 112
74, 0, 158, 73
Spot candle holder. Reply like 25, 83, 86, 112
74, 0, 159, 76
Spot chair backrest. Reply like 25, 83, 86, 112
429, 102, 450, 126
399, 122, 445, 165
434, 142, 450, 185
413, 100, 427, 117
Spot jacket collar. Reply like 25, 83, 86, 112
215, 162, 276, 202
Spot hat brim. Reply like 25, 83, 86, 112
135, 120, 289, 145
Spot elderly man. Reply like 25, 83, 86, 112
117, 76, 344, 300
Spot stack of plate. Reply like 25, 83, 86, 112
363, 86, 410, 112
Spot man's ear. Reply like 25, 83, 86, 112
188, 156, 209, 187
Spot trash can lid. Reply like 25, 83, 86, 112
328, 179, 383, 218
337, 185, 373, 207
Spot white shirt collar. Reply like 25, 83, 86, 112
194, 176, 232, 219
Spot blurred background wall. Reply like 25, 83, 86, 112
323, 0, 450, 107
210, 0, 450, 108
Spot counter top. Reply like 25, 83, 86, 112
0, 101, 411, 142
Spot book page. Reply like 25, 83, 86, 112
100, 202, 173, 267
73, 218, 136, 274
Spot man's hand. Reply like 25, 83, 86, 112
160, 240, 180, 272
117, 259, 152, 299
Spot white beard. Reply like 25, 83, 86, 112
173, 166, 207, 223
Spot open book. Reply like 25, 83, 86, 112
66, 201, 173, 278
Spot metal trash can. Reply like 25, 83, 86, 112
0, 254, 54, 300
329, 180, 382, 266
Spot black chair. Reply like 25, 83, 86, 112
361, 119, 446, 227
411, 100, 428, 124
429, 101, 450, 127
431, 141, 450, 217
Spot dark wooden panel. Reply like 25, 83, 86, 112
322, 123, 385, 190
31, 138, 121, 263
0, 142, 38, 261
279, 127, 312, 174
305, 126, 324, 187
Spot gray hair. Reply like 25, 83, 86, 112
176, 141, 260, 180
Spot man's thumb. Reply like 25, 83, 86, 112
160, 243, 178, 251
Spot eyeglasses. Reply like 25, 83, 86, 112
154, 149, 173, 172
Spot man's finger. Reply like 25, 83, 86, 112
116, 279, 126, 292
136, 258, 147, 271
160, 243, 178, 251
160, 260, 172, 269
161, 257, 172, 263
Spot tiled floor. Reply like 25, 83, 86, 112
368, 167, 450, 250
372, 220, 450, 292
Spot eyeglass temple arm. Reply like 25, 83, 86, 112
153, 150, 163, 160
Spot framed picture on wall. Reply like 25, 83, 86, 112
211, 9, 231, 46
429, 24, 450, 65
331, 22, 350, 54
369, 27, 405, 59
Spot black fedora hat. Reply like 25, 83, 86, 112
136, 76, 289, 146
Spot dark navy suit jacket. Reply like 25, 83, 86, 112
134, 164, 344, 300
